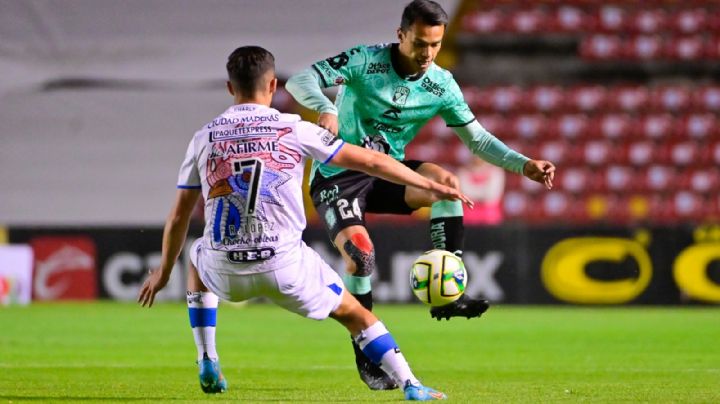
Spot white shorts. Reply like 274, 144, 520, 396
190, 239, 345, 320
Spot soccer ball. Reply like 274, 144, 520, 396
410, 249, 467, 307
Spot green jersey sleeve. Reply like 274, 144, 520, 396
311, 45, 368, 88
438, 78, 476, 127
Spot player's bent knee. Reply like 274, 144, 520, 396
343, 233, 376, 277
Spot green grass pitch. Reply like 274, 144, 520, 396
1, 302, 718, 403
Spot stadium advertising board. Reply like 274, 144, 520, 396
8, 224, 720, 304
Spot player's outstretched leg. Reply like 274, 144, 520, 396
340, 231, 397, 390
331, 291, 445, 400
198, 352, 228, 394
429, 199, 490, 320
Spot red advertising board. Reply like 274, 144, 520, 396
29, 236, 97, 300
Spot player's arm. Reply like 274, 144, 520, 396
286, 46, 365, 135
453, 121, 555, 189
328, 143, 473, 207
138, 188, 201, 307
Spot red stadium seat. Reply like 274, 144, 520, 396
583, 140, 612, 166
625, 141, 658, 166
680, 167, 720, 194
643, 165, 677, 192
650, 86, 692, 112
579, 34, 623, 60
551, 113, 592, 142
665, 35, 706, 61
628, 8, 667, 34
538, 140, 570, 166
693, 85, 720, 112
509, 8, 548, 34
557, 166, 591, 193
678, 113, 719, 140
638, 113, 677, 141
565, 85, 608, 113
548, 5, 591, 33
502, 190, 531, 221
670, 8, 707, 34
605, 165, 636, 192
541, 192, 573, 222
672, 191, 705, 222
488, 86, 524, 113
592, 113, 637, 141
668, 140, 701, 166
509, 114, 548, 141
624, 35, 664, 61
595, 5, 629, 33
462, 9, 505, 34
608, 85, 650, 113
525, 85, 564, 113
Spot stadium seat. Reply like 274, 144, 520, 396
605, 165, 635, 192
678, 113, 719, 140
557, 166, 590, 193
693, 84, 720, 112
489, 86, 524, 113
509, 8, 547, 34
670, 8, 707, 34
643, 165, 677, 192
628, 8, 667, 34
583, 140, 612, 166
625, 141, 656, 166
510, 114, 548, 141
638, 113, 677, 141
579, 34, 623, 60
665, 35, 706, 61
650, 86, 692, 112
548, 5, 590, 33
525, 85, 564, 113
669, 140, 701, 166
462, 9, 505, 34
566, 85, 608, 113
680, 167, 720, 194
592, 113, 637, 141
624, 35, 664, 60
672, 191, 705, 221
538, 140, 569, 166
608, 85, 650, 113
595, 5, 628, 33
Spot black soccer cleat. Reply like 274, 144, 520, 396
430, 294, 490, 321
351, 338, 398, 390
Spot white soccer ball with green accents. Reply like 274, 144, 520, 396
410, 249, 467, 307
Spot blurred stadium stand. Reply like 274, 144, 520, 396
404, 0, 720, 226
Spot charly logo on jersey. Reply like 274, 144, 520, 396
392, 86, 410, 105
362, 134, 390, 154
316, 128, 338, 147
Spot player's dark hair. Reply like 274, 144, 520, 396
400, 0, 448, 32
226, 46, 275, 97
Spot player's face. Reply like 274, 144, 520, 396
397, 22, 445, 73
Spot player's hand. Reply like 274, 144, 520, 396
318, 113, 339, 136
432, 183, 475, 209
137, 268, 170, 308
523, 160, 556, 190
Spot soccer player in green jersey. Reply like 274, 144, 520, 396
286, 0, 555, 390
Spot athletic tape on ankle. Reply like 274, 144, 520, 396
430, 199, 463, 219
343, 273, 372, 295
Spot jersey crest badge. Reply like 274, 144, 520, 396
392, 86, 410, 106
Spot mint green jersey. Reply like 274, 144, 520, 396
310, 43, 475, 179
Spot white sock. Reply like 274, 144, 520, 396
187, 291, 219, 361
354, 321, 419, 387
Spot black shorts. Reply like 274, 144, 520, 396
310, 160, 425, 241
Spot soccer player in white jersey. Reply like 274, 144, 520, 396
138, 46, 474, 401
285, 0, 555, 390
